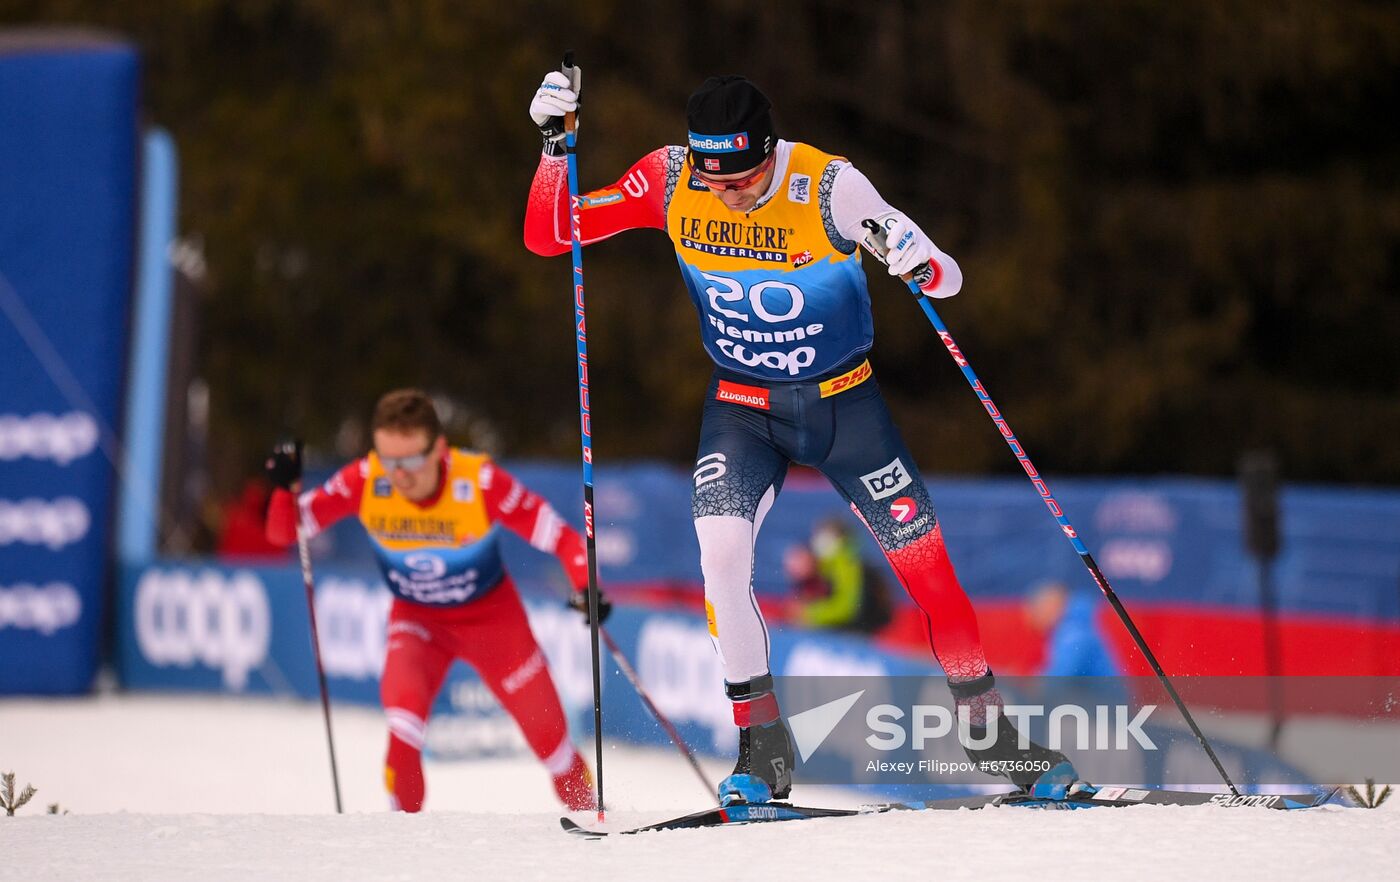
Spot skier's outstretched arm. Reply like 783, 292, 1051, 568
523, 67, 670, 256
265, 454, 364, 547
829, 163, 963, 298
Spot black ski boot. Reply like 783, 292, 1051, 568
951, 671, 1083, 798
718, 676, 794, 805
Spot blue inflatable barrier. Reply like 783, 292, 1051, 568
0, 35, 140, 694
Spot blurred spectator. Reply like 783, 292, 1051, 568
215, 477, 289, 560
784, 519, 891, 634
1025, 580, 1121, 676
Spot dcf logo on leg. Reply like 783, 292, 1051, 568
859, 457, 912, 500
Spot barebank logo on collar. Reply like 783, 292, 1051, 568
688, 131, 749, 153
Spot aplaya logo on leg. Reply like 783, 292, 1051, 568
889, 496, 917, 523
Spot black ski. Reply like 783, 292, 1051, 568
561, 801, 867, 838
560, 786, 1339, 837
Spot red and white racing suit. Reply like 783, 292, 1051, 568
266, 449, 593, 811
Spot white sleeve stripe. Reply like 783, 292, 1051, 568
548, 158, 570, 248
530, 506, 565, 553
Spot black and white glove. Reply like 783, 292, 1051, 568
860, 211, 960, 298
264, 438, 303, 491
568, 589, 612, 624
529, 67, 581, 157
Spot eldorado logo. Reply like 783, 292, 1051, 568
716, 380, 770, 410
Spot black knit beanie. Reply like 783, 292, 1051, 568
686, 75, 776, 175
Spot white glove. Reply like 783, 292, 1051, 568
530, 68, 581, 153
861, 210, 962, 298
870, 211, 933, 276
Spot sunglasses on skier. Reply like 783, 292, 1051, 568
378, 443, 436, 473
689, 153, 775, 191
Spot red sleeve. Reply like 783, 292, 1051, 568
523, 147, 673, 256
264, 460, 366, 547
479, 459, 589, 593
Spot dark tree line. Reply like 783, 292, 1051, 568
5, 0, 1399, 492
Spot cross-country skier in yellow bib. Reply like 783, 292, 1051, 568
524, 69, 1081, 806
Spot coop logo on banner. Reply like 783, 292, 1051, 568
635, 617, 734, 751
429, 679, 529, 759
1099, 539, 1173, 582
314, 576, 392, 680
134, 569, 270, 690
0, 498, 91, 550
1094, 492, 1178, 533
783, 641, 888, 678
0, 412, 100, 466
0, 582, 82, 635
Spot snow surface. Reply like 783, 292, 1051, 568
2, 693, 1396, 881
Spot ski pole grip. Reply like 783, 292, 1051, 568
861, 217, 932, 288
562, 51, 578, 136
861, 218, 885, 246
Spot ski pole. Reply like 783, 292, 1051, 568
599, 626, 718, 804
560, 50, 608, 821
862, 219, 1241, 797
295, 523, 344, 813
